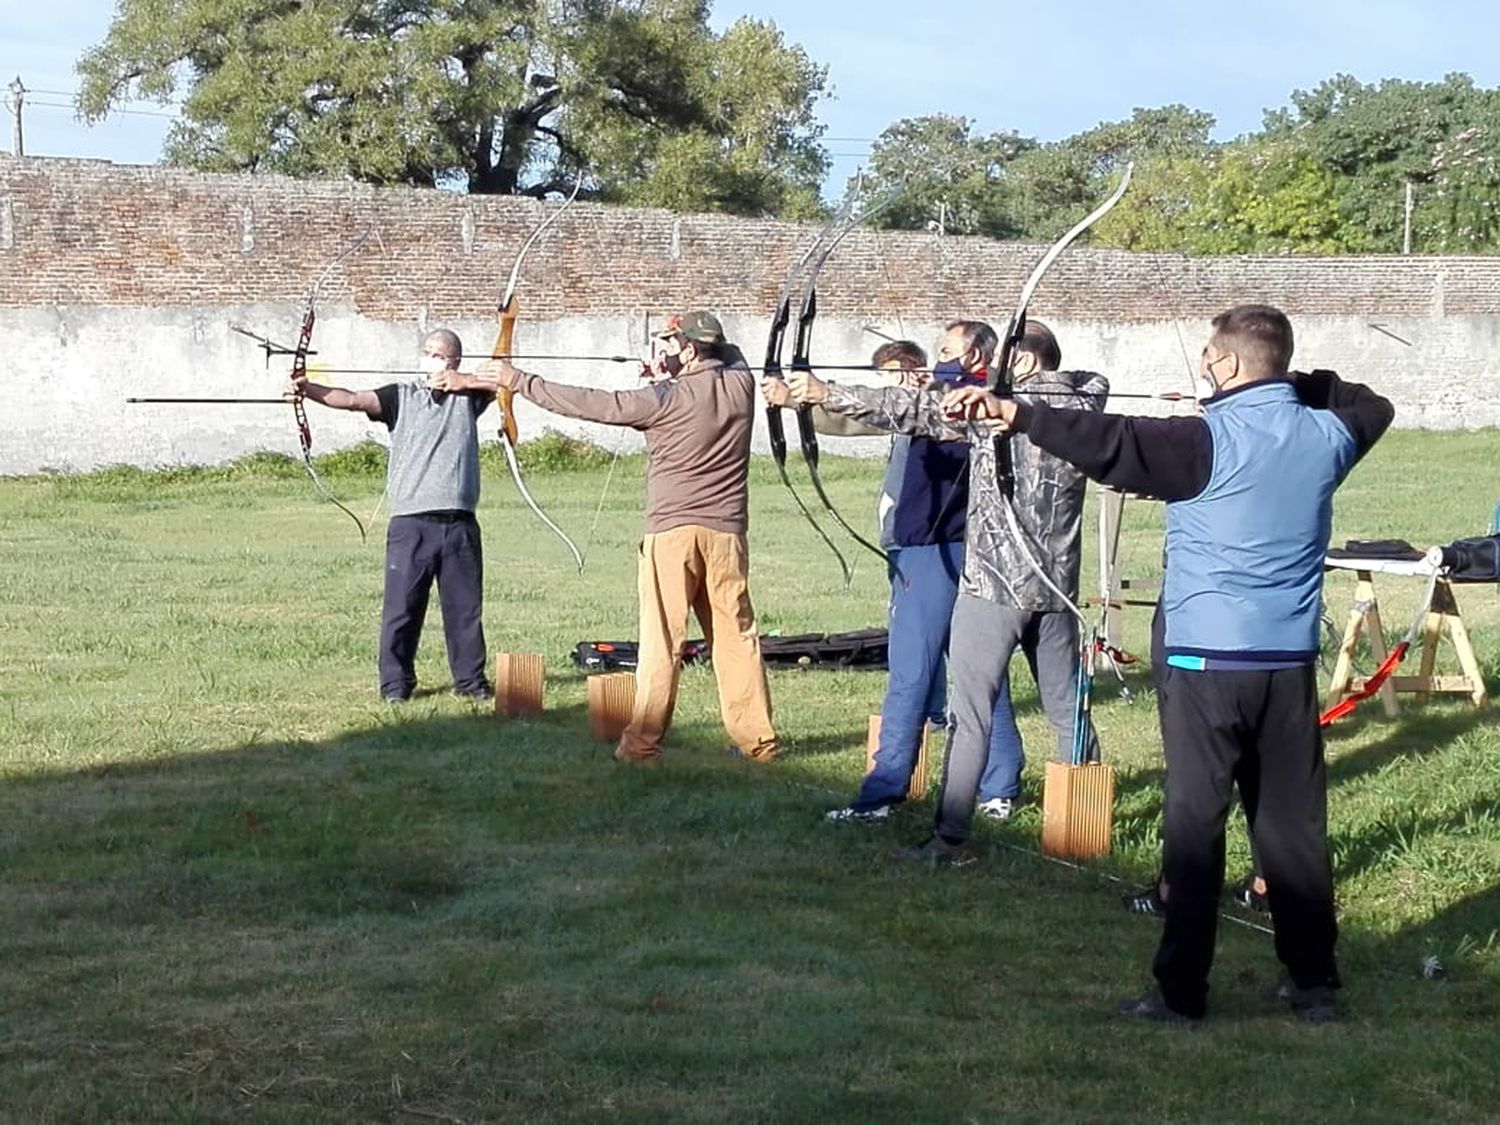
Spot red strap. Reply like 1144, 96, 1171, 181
1319, 641, 1409, 726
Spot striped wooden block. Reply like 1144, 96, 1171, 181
1041, 760, 1116, 860
865, 715, 932, 801
493, 652, 544, 718
587, 672, 636, 742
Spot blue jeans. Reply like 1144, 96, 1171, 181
853, 541, 1024, 810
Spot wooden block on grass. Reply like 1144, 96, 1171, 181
587, 672, 636, 742
494, 652, 544, 717
1041, 760, 1116, 860
865, 715, 932, 801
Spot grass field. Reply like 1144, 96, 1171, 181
2, 430, 1498, 1123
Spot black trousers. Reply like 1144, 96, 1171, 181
1150, 606, 1264, 882
378, 513, 488, 698
1152, 662, 1340, 1016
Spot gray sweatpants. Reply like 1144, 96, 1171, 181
936, 593, 1100, 842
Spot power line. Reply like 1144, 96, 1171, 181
27, 98, 181, 120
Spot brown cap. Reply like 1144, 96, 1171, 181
656, 310, 725, 345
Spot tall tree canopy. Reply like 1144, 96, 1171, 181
76, 0, 830, 215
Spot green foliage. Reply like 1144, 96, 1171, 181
858, 115, 1035, 238
859, 74, 1500, 256
1170, 137, 1354, 255
311, 439, 391, 477
76, 0, 829, 215
503, 430, 615, 473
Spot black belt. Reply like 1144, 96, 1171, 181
400, 509, 476, 524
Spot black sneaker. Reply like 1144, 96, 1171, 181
894, 834, 977, 868
456, 684, 494, 703
1122, 884, 1166, 917
1229, 875, 1271, 914
1261, 979, 1341, 1023
1116, 990, 1201, 1024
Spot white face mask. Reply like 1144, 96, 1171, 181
419, 354, 449, 376
1194, 375, 1219, 402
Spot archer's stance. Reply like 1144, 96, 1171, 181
295, 329, 495, 702
765, 332, 1029, 823
483, 311, 778, 764
946, 304, 1393, 1023
791, 320, 1106, 864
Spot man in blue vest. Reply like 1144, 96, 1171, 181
943, 304, 1393, 1022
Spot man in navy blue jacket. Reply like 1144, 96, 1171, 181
944, 304, 1394, 1022
768, 328, 1029, 822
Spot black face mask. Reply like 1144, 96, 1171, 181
662, 351, 685, 377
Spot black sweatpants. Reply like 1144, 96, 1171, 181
1152, 661, 1340, 1016
379, 512, 488, 698
1150, 605, 1265, 884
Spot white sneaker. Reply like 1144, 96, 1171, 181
977, 797, 1015, 821
825, 804, 893, 823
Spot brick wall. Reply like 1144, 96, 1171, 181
3, 154, 1498, 474
7, 153, 1500, 322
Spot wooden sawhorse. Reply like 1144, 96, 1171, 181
1324, 556, 1488, 716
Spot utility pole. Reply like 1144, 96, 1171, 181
1403, 181, 1414, 254
7, 76, 23, 157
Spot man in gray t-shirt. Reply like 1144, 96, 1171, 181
295, 329, 493, 702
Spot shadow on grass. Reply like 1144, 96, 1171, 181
2, 695, 1499, 1122
1326, 701, 1490, 787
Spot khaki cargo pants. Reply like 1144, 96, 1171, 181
615, 525, 778, 762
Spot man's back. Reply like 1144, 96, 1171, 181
1165, 380, 1358, 661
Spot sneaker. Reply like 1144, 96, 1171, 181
456, 685, 494, 703
1117, 989, 1202, 1024
1229, 875, 1271, 914
1122, 884, 1166, 917
977, 797, 1015, 821
1261, 979, 1341, 1023
825, 804, 894, 824
894, 834, 977, 867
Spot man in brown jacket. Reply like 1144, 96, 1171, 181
482, 311, 778, 764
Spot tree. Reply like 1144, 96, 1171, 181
1007, 105, 1215, 242
1262, 72, 1500, 251
853, 115, 1035, 238
76, 0, 830, 214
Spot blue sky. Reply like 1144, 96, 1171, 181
8, 0, 1500, 190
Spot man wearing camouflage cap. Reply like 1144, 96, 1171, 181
482, 310, 779, 764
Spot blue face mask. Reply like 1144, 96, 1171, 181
930, 359, 969, 389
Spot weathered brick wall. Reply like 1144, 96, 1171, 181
8, 154, 1500, 321
3, 154, 1499, 474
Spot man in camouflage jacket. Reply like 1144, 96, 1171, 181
790, 320, 1107, 863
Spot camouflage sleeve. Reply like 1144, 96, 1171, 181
822, 382, 972, 441
1019, 369, 1110, 413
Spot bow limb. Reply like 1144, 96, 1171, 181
290, 292, 367, 542
763, 208, 855, 589
790, 284, 892, 573
989, 164, 1134, 625
785, 184, 905, 573
489, 184, 586, 572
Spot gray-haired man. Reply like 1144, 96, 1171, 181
295, 328, 494, 702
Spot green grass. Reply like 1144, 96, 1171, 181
2, 430, 1498, 1123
